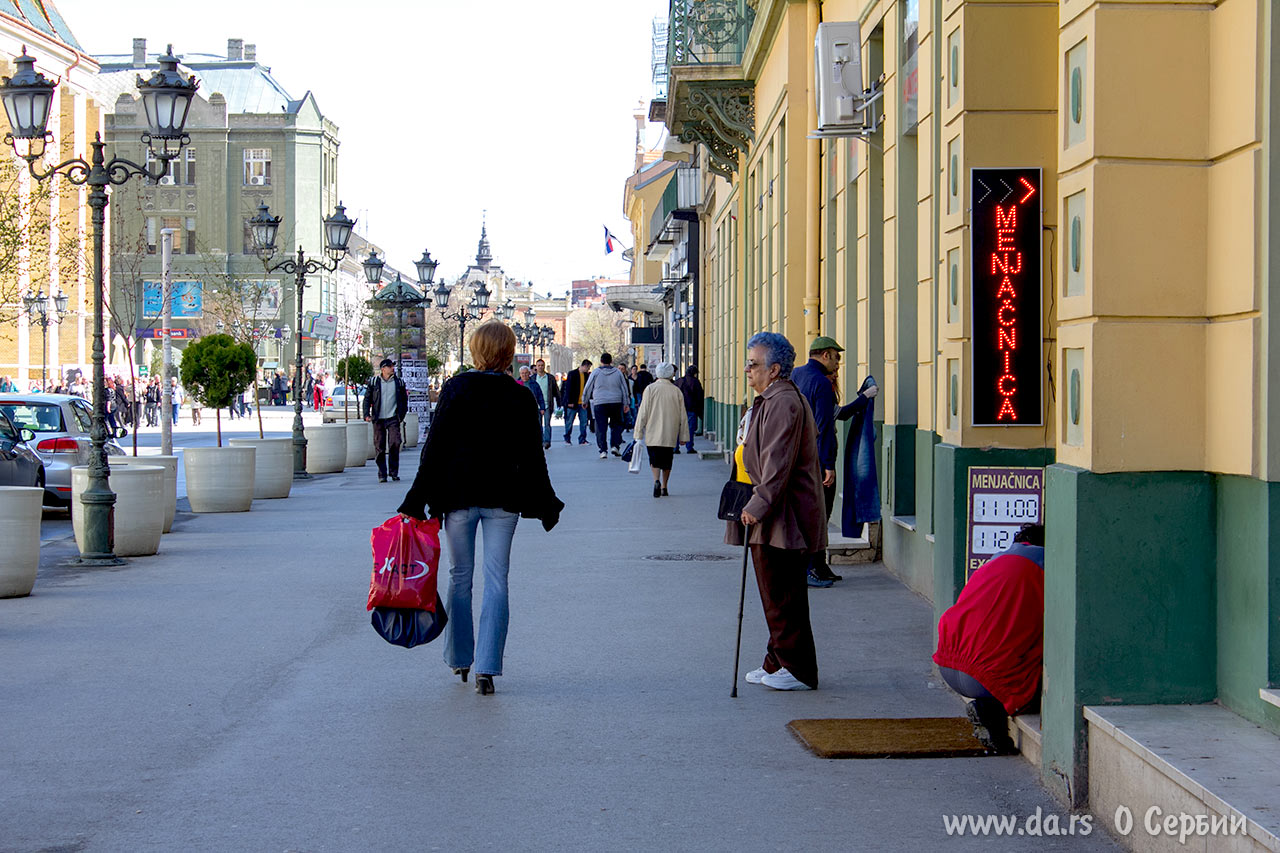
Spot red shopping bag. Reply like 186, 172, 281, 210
368, 515, 441, 611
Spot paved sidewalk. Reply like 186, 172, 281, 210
3, 434, 1118, 851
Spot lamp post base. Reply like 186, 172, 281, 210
70, 555, 127, 567
293, 471, 313, 480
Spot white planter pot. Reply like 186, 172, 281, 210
111, 455, 178, 533
183, 446, 255, 513
403, 412, 419, 448
365, 421, 376, 460
229, 438, 292, 499
72, 465, 165, 556
0, 486, 43, 597
345, 422, 367, 468
304, 424, 347, 474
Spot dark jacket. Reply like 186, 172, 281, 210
790, 358, 838, 471
535, 372, 559, 411
519, 377, 545, 410
561, 369, 590, 408
398, 371, 563, 530
675, 369, 704, 417
837, 375, 881, 537
633, 370, 655, 400
363, 374, 409, 421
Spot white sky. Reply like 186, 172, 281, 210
54, 0, 670, 296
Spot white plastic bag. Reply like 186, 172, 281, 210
628, 440, 644, 473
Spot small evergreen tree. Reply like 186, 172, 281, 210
179, 334, 257, 446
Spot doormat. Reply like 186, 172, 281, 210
787, 717, 996, 759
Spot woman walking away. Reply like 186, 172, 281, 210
631, 362, 689, 497
728, 331, 827, 691
398, 322, 563, 696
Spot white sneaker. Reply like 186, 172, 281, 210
599, 451, 607, 459
761, 668, 812, 691
745, 667, 768, 684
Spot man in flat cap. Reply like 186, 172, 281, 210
363, 357, 409, 483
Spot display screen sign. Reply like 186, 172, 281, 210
970, 168, 1042, 426
965, 466, 1044, 579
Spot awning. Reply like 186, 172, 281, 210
605, 284, 665, 315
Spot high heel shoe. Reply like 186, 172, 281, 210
452, 667, 469, 683
475, 674, 494, 695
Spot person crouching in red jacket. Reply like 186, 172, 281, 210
933, 523, 1045, 754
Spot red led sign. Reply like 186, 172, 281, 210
970, 168, 1042, 427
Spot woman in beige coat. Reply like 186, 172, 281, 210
631, 362, 690, 497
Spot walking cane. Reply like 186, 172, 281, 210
730, 523, 749, 698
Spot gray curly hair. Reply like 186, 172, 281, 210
746, 331, 796, 380
655, 362, 677, 380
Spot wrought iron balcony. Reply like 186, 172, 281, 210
667, 0, 756, 68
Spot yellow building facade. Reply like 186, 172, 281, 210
0, 7, 103, 389
657, 0, 1279, 813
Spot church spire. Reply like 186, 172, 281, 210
476, 212, 493, 271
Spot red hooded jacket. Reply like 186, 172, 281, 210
933, 544, 1044, 714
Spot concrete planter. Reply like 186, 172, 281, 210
228, 437, 292, 499
0, 486, 43, 597
304, 424, 346, 475
72, 465, 166, 556
111, 455, 178, 533
345, 422, 367, 468
403, 412, 419, 448
365, 421, 376, 460
183, 447, 255, 513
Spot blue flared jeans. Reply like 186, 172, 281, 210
442, 506, 520, 677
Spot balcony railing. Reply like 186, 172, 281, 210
667, 0, 755, 68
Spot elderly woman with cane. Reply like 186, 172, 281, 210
727, 331, 827, 691
631, 362, 689, 497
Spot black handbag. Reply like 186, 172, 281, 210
718, 480, 754, 522
620, 439, 636, 462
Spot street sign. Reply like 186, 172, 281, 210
138, 365, 149, 376
965, 466, 1044, 579
970, 167, 1042, 426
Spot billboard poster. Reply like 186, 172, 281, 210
399, 357, 431, 443
142, 280, 203, 318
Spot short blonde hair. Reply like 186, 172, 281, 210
470, 321, 516, 371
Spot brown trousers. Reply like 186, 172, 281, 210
750, 544, 819, 688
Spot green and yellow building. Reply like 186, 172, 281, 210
646, 0, 1280, 826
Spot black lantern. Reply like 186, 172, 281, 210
433, 279, 451, 305
474, 281, 492, 309
502, 298, 516, 321
323, 202, 355, 258
415, 249, 438, 285
363, 250, 385, 284
135, 46, 199, 141
248, 202, 282, 256
0, 48, 55, 140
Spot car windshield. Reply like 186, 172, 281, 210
0, 402, 64, 432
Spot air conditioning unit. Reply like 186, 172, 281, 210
811, 22, 885, 139
249, 175, 266, 186
158, 175, 175, 186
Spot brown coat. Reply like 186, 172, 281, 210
725, 379, 828, 552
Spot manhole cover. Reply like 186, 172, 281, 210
645, 553, 733, 562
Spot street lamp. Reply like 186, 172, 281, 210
366, 270, 432, 368
249, 200, 357, 478
21, 288, 69, 389
2, 44, 197, 564
433, 277, 503, 364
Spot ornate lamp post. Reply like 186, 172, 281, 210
432, 277, 504, 365
21, 288, 69, 389
365, 252, 436, 367
2, 44, 197, 563
247, 200, 357, 478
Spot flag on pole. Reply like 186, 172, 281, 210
604, 226, 623, 255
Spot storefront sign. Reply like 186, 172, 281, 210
970, 168, 1042, 426
965, 466, 1044, 578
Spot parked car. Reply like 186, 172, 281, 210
0, 393, 125, 509
323, 385, 364, 414
0, 408, 44, 494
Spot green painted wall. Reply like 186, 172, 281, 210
885, 423, 917, 517
1215, 475, 1280, 733
1041, 465, 1217, 806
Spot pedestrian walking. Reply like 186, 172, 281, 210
631, 362, 689, 497
144, 377, 161, 427
103, 377, 118, 432
560, 359, 592, 446
581, 352, 631, 458
632, 363, 654, 410
674, 365, 704, 454
363, 358, 409, 483
170, 377, 183, 424
517, 365, 545, 413
397, 322, 563, 696
729, 331, 826, 691
532, 358, 559, 450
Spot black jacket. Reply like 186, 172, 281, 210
675, 370, 704, 416
633, 370, 655, 400
363, 374, 409, 421
561, 369, 589, 408
537, 372, 560, 411
398, 371, 563, 530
